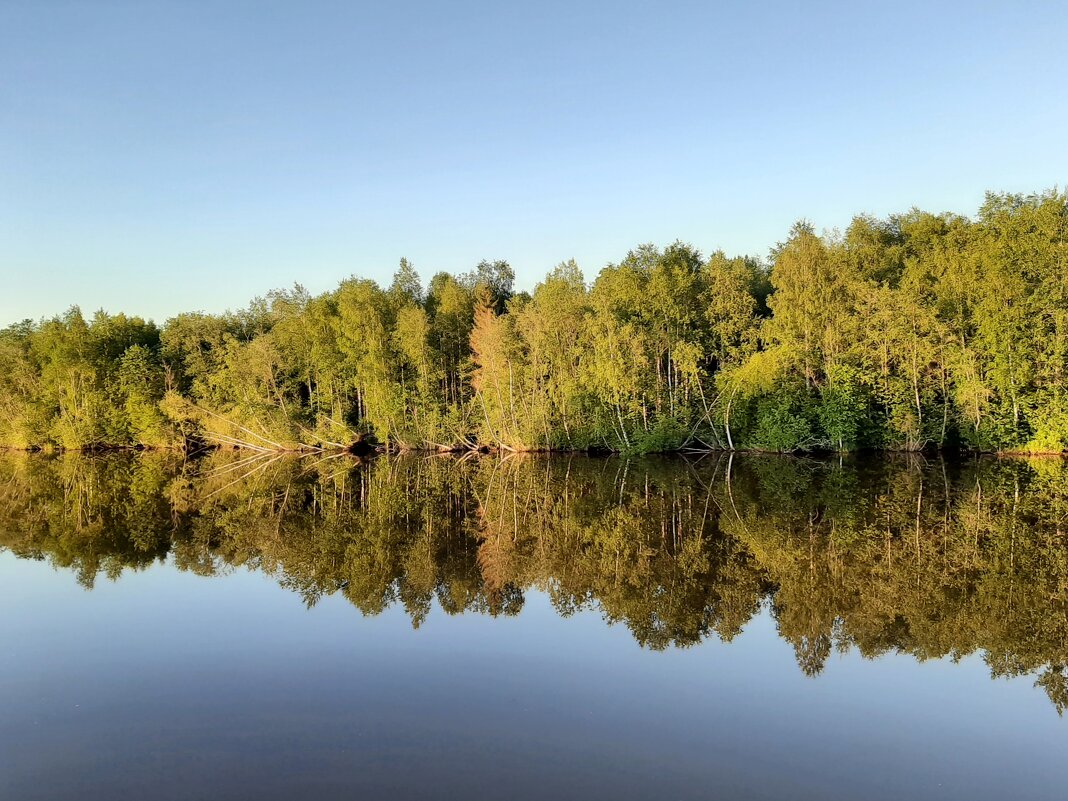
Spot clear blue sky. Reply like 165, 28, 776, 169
2, 0, 1066, 325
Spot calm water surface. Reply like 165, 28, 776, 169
1, 452, 1066, 800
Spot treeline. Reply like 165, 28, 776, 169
2, 190, 1066, 453
2, 451, 1067, 711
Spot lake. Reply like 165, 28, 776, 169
1, 451, 1066, 800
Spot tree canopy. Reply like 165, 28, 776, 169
2, 190, 1066, 454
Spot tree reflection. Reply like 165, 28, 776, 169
1, 450, 1067, 711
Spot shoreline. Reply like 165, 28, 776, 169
2, 442, 1066, 459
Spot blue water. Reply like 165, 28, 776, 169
1, 550, 1064, 801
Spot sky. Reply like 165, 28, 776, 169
2, 0, 1066, 325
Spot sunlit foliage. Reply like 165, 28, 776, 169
2, 190, 1066, 453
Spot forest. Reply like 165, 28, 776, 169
2, 190, 1066, 454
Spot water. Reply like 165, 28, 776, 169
1, 451, 1066, 800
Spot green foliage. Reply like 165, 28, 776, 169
818, 365, 869, 451
3, 190, 1067, 454
751, 391, 815, 452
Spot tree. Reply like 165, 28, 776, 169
389, 258, 423, 306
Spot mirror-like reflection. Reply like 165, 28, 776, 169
2, 451, 1067, 712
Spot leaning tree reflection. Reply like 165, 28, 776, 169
1, 450, 1066, 710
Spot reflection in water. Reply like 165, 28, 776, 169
2, 450, 1067, 712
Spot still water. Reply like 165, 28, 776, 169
1, 451, 1066, 800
